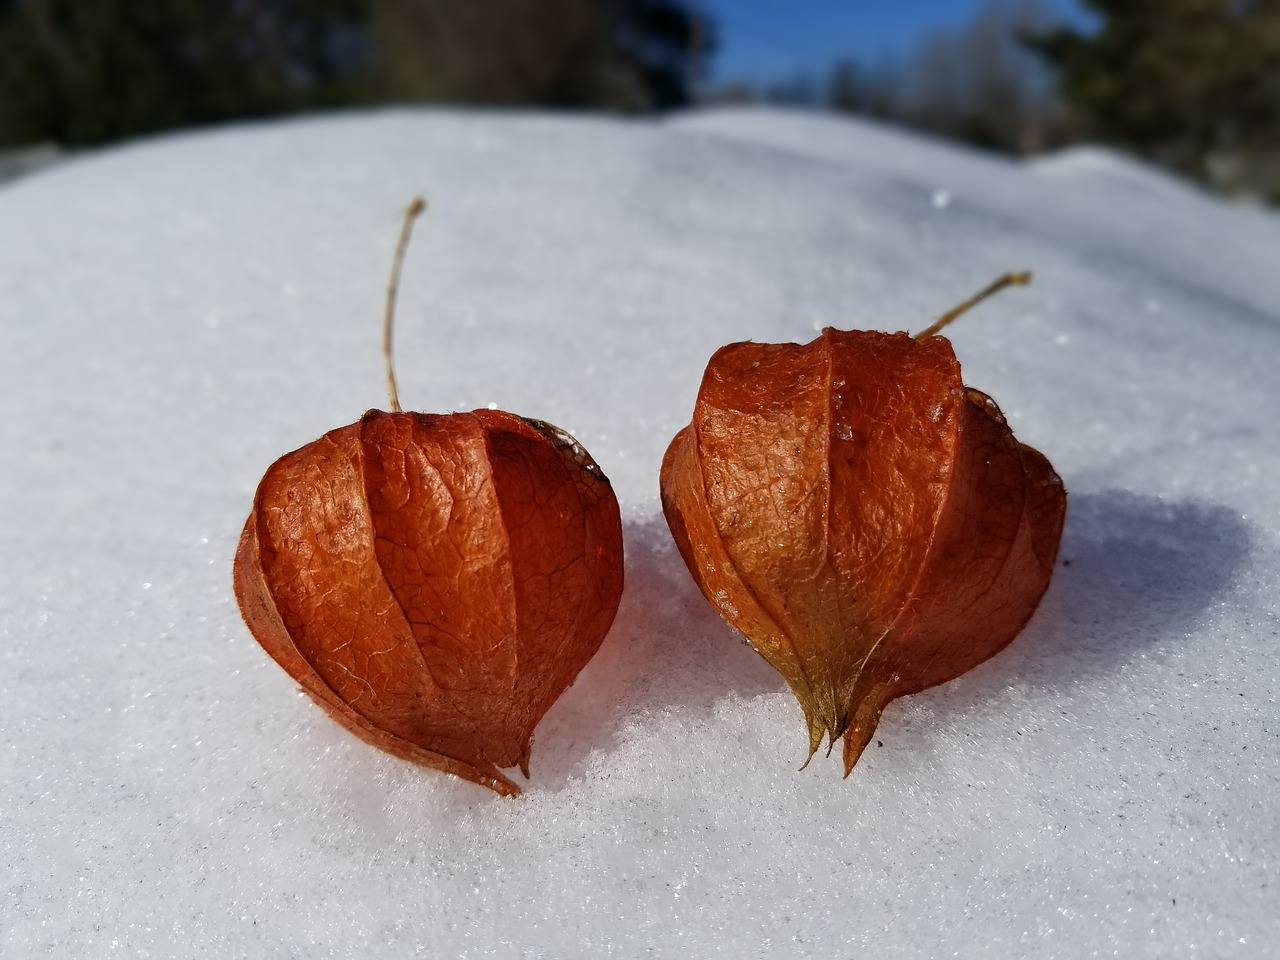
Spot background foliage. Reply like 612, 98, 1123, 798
1, 0, 1276, 200
1031, 0, 1280, 198
0, 0, 710, 147
730, 0, 1279, 200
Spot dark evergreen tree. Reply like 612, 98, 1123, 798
612, 0, 712, 108
1030, 0, 1280, 184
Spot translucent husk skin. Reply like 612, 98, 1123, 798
234, 408, 624, 796
660, 329, 1065, 774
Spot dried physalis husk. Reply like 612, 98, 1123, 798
659, 274, 1066, 775
233, 199, 623, 796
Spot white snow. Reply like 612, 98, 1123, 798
2, 107, 1277, 958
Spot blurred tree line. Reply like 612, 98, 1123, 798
719, 0, 1280, 202
710, 0, 1069, 156
0, 0, 711, 148
3, 0, 1277, 201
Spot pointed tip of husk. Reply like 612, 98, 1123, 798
841, 700, 886, 777
798, 701, 827, 769
483, 772, 524, 798
842, 727, 874, 778
518, 743, 532, 780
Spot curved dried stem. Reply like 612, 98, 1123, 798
915, 271, 1031, 340
383, 196, 427, 413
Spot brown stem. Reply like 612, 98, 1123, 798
915, 271, 1032, 340
384, 196, 427, 412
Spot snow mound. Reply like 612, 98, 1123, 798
2, 108, 1277, 959
1027, 144, 1203, 198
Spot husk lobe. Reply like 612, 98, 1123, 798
234, 408, 624, 796
660, 329, 1065, 774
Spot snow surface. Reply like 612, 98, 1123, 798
2, 107, 1278, 958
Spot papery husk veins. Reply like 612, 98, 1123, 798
660, 329, 1065, 776
235, 408, 624, 796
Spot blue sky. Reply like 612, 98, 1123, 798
705, 0, 1087, 84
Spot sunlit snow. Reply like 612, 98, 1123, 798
2, 107, 1278, 958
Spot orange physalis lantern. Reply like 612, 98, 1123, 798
234, 199, 624, 795
660, 274, 1066, 774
